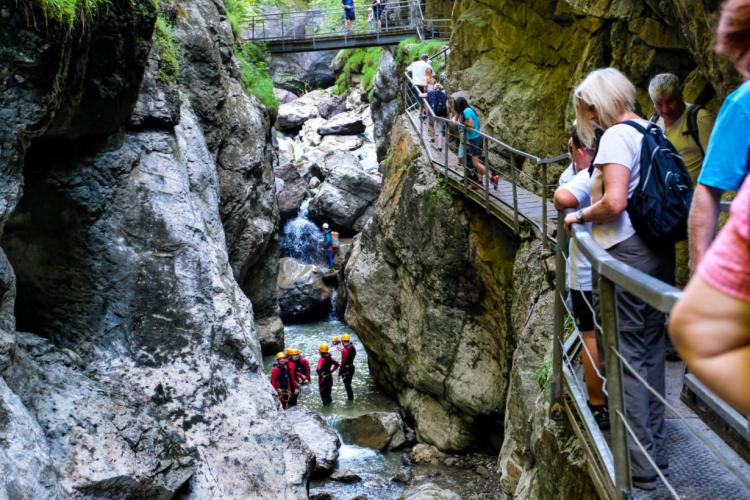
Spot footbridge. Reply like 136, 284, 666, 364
242, 0, 448, 53
404, 49, 750, 500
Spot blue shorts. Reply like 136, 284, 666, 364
373, 4, 384, 19
344, 8, 356, 20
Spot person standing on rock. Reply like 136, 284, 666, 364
317, 343, 340, 406
271, 352, 293, 409
322, 223, 336, 272
339, 334, 357, 401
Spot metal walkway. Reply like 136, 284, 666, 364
243, 0, 445, 53
403, 49, 750, 500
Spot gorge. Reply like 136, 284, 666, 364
1, 0, 744, 499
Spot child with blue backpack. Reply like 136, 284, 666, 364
421, 83, 448, 151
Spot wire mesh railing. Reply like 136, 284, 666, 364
401, 47, 749, 500
244, 0, 421, 45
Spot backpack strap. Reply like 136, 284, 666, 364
649, 112, 659, 123
620, 120, 650, 135
686, 104, 705, 158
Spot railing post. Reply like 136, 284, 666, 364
461, 126, 468, 195
280, 12, 285, 51
599, 276, 633, 500
483, 135, 490, 213
551, 212, 567, 412
444, 121, 449, 178
511, 153, 520, 234
542, 161, 549, 247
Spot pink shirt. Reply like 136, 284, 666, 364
698, 175, 750, 301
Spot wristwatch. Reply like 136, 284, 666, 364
575, 209, 585, 223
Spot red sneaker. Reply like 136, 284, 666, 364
490, 175, 500, 190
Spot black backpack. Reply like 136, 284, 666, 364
622, 121, 693, 245
433, 91, 447, 117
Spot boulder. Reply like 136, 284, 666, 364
317, 135, 364, 154
276, 101, 319, 132
277, 257, 332, 321
317, 94, 348, 119
401, 482, 461, 500
370, 49, 400, 161
391, 466, 412, 484
274, 87, 299, 104
329, 469, 362, 483
275, 161, 308, 220
277, 132, 304, 166
269, 50, 337, 93
410, 444, 442, 465
309, 176, 322, 189
312, 150, 359, 180
255, 316, 285, 355
338, 412, 406, 451
286, 407, 341, 478
299, 117, 327, 149
308, 162, 382, 234
317, 111, 366, 136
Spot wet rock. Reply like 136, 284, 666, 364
317, 135, 365, 154
309, 176, 322, 189
317, 112, 366, 136
391, 466, 413, 484
401, 482, 461, 500
338, 412, 407, 451
405, 428, 418, 446
401, 452, 412, 466
309, 493, 333, 500
410, 444, 441, 465
0, 330, 14, 373
274, 87, 299, 104
308, 162, 382, 235
369, 48, 400, 161
442, 457, 459, 467
277, 257, 332, 321
286, 407, 341, 478
475, 465, 490, 476
317, 94, 348, 119
129, 45, 179, 130
277, 132, 304, 166
269, 50, 337, 93
311, 150, 359, 180
351, 495, 368, 500
256, 316, 285, 355
329, 469, 362, 483
275, 161, 308, 220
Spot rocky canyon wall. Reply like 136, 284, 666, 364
0, 0, 308, 497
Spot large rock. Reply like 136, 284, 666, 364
317, 134, 364, 154
256, 316, 285, 355
275, 160, 308, 220
269, 50, 338, 93
274, 87, 299, 105
308, 162, 382, 234
277, 257, 332, 321
276, 100, 320, 132
338, 412, 407, 451
370, 48, 400, 161
317, 112, 366, 136
286, 407, 341, 478
317, 94, 348, 119
401, 482, 461, 500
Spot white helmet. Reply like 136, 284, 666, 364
322, 223, 329, 229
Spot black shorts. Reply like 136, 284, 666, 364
344, 8, 356, 20
467, 136, 483, 157
373, 4, 384, 19
570, 289, 595, 332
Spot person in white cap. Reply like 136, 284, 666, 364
321, 223, 335, 271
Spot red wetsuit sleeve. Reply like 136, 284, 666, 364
271, 366, 280, 389
302, 358, 311, 381
287, 362, 298, 390
340, 347, 350, 366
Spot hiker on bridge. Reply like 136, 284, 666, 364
570, 67, 677, 491
372, 0, 386, 31
554, 125, 608, 430
420, 82, 448, 151
339, 334, 357, 401
649, 73, 715, 291
453, 96, 499, 190
317, 343, 340, 406
341, 0, 355, 32
407, 54, 433, 103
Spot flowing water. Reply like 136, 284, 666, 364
280, 199, 323, 264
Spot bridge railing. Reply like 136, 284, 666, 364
402, 54, 566, 244
244, 0, 420, 45
401, 49, 750, 499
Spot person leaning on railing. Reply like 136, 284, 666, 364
568, 67, 674, 491
669, 0, 750, 416
554, 125, 609, 429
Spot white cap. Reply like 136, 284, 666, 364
322, 223, 329, 229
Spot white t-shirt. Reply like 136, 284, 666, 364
590, 120, 646, 249
407, 60, 432, 86
559, 165, 593, 291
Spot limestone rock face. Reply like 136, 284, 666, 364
286, 407, 341, 478
370, 48, 401, 161
317, 94, 348, 119
278, 257, 332, 321
338, 412, 407, 451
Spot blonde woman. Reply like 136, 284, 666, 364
566, 67, 674, 491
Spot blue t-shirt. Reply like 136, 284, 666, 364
342, 0, 354, 7
698, 80, 750, 191
463, 108, 480, 140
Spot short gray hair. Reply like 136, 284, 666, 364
648, 73, 682, 101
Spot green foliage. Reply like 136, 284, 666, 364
154, 14, 181, 84
535, 356, 553, 391
426, 176, 453, 215
223, 0, 285, 39
235, 42, 279, 111
35, 0, 109, 27
333, 47, 382, 97
396, 37, 447, 77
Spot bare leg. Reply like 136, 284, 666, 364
581, 330, 606, 406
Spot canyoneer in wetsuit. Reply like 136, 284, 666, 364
331, 336, 344, 359
270, 352, 294, 409
339, 334, 357, 401
317, 343, 339, 406
283, 348, 300, 407
291, 348, 311, 386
